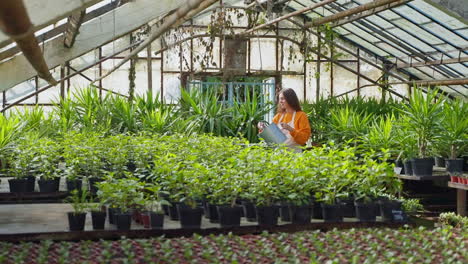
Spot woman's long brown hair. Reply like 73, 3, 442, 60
277, 88, 302, 113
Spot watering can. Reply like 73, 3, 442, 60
258, 122, 287, 144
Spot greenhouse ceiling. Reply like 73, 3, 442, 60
286, 0, 467, 97
0, 0, 466, 100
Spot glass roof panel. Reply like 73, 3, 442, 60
387, 28, 436, 53
378, 9, 402, 20
340, 24, 381, 43
344, 35, 388, 57
363, 14, 395, 29
423, 23, 467, 48
408, 0, 466, 31
375, 42, 407, 57
391, 5, 431, 24
391, 21, 442, 45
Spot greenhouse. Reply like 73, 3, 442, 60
0, 0, 466, 263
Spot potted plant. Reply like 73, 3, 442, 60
212, 171, 244, 228
96, 175, 145, 230
398, 88, 443, 177
438, 98, 468, 175
66, 189, 88, 231
141, 183, 168, 229
87, 197, 106, 230
34, 139, 62, 193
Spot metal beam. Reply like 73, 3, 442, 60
240, 0, 337, 36
396, 56, 468, 68
1, 40, 140, 113
331, 0, 411, 27
305, 0, 412, 28
93, 0, 219, 84
63, 11, 86, 48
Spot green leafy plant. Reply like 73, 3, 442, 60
438, 98, 468, 159
398, 87, 443, 158
66, 189, 89, 214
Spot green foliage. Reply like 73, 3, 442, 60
66, 189, 89, 214
402, 198, 424, 214
398, 88, 443, 158
438, 212, 468, 228
437, 98, 468, 159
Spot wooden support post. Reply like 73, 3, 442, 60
66, 62, 70, 94
330, 39, 334, 97
98, 48, 103, 100
457, 189, 466, 216
316, 29, 321, 101
35, 76, 39, 104
161, 50, 164, 102
357, 48, 360, 97
60, 65, 65, 99
147, 45, 153, 93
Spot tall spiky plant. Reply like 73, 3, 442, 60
398, 87, 443, 158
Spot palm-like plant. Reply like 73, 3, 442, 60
438, 98, 468, 159
398, 87, 443, 158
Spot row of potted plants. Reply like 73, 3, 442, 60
7, 132, 405, 229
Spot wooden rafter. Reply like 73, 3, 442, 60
0, 1, 121, 61
64, 11, 86, 48
0, 0, 102, 48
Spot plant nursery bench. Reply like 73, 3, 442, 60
447, 182, 467, 216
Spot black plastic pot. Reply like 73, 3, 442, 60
403, 160, 413, 176
321, 203, 343, 222
67, 212, 86, 231
38, 178, 60, 192
217, 206, 242, 228
446, 158, 464, 175
177, 205, 203, 229
149, 212, 164, 229
279, 203, 291, 222
25, 176, 35, 192
395, 160, 405, 175
312, 202, 323, 219
288, 204, 312, 224
115, 212, 132, 231
379, 200, 403, 222
205, 203, 220, 223
463, 156, 468, 172
88, 178, 103, 195
66, 179, 82, 192
255, 206, 279, 226
241, 200, 257, 222
91, 211, 106, 230
411, 158, 433, 177
337, 198, 355, 218
8, 178, 28, 193
108, 207, 121, 225
354, 201, 377, 222
435, 157, 445, 167
169, 203, 181, 221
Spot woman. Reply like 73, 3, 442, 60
260, 88, 311, 152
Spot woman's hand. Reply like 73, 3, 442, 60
280, 123, 293, 132
257, 122, 266, 131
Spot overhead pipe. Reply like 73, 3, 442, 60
0, 0, 57, 85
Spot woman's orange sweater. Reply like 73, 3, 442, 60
272, 111, 311, 145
